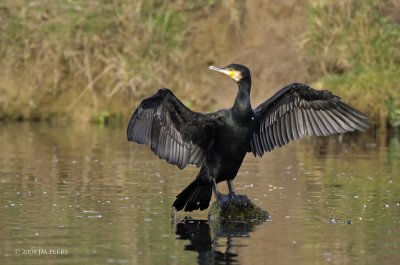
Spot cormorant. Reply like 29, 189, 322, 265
127, 64, 368, 212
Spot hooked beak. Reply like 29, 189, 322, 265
208, 65, 231, 76
209, 65, 242, 82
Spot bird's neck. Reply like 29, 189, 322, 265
233, 79, 252, 112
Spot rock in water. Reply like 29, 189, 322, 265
208, 194, 269, 222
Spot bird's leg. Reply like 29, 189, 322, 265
228, 180, 248, 201
213, 179, 230, 206
212, 179, 223, 200
227, 180, 237, 199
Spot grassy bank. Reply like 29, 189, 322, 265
0, 0, 216, 123
0, 0, 399, 128
302, 0, 400, 128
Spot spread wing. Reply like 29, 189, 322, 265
127, 88, 219, 169
250, 83, 369, 157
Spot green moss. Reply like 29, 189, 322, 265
208, 195, 269, 222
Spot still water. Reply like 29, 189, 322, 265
0, 123, 399, 265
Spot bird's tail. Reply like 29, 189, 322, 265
173, 179, 213, 212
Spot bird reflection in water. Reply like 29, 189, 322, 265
174, 218, 266, 264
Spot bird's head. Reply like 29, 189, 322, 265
209, 64, 250, 83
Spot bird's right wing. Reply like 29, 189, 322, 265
127, 88, 219, 169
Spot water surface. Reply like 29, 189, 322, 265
0, 123, 399, 264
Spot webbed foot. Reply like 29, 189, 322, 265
229, 192, 248, 202
216, 193, 230, 206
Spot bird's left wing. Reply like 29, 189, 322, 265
250, 83, 369, 157
127, 88, 219, 169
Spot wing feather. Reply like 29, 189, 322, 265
127, 88, 218, 168
250, 83, 368, 156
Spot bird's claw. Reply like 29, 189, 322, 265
229, 193, 248, 202
216, 192, 248, 208
216, 192, 230, 206
228, 192, 238, 200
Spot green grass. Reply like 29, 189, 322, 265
0, 0, 213, 122
302, 0, 400, 127
1, 0, 398, 126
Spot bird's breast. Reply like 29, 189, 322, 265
215, 117, 254, 150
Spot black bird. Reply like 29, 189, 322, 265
127, 64, 368, 212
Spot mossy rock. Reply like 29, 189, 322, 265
208, 194, 269, 222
